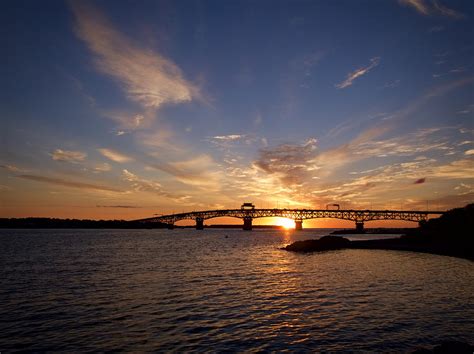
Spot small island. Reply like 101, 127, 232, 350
284, 204, 474, 261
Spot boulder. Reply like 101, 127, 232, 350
284, 236, 351, 253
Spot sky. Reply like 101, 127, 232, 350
1, 0, 473, 227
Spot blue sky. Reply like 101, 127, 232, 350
1, 0, 473, 223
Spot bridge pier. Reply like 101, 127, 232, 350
243, 217, 252, 231
295, 219, 303, 231
196, 217, 204, 230
355, 221, 365, 233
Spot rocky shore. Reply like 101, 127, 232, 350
284, 204, 474, 261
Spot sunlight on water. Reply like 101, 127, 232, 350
1, 229, 473, 351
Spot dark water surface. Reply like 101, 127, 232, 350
1, 229, 473, 351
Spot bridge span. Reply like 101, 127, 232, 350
135, 208, 445, 231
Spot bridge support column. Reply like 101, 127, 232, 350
355, 221, 365, 233
295, 219, 303, 231
243, 217, 252, 231
196, 217, 204, 230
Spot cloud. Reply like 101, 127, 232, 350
324, 78, 474, 166
254, 138, 319, 186
137, 128, 182, 152
122, 169, 164, 194
207, 134, 269, 151
70, 2, 201, 110
382, 80, 401, 89
399, 0, 465, 19
93, 162, 112, 172
212, 134, 245, 141
51, 149, 87, 163
121, 169, 195, 202
16, 174, 121, 192
399, 0, 431, 15
464, 149, 474, 155
428, 25, 445, 33
432, 0, 466, 19
167, 155, 222, 188
308, 158, 472, 207
335, 57, 380, 89
101, 110, 154, 131
430, 159, 474, 179
243, 122, 471, 207
139, 153, 222, 191
433, 67, 466, 79
98, 148, 132, 163
0, 164, 24, 172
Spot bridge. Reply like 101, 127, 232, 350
135, 207, 445, 232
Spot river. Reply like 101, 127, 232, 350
1, 229, 472, 351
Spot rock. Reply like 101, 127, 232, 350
284, 236, 351, 253
412, 341, 473, 354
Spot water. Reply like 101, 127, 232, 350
1, 229, 473, 351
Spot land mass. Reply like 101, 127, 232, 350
0, 218, 170, 229
284, 204, 474, 261
0, 219, 287, 229
330, 227, 413, 234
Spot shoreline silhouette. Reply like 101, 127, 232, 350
284, 204, 474, 261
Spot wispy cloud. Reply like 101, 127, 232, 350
70, 2, 201, 111
167, 155, 222, 189
0, 164, 25, 172
98, 148, 132, 163
335, 57, 380, 89
93, 162, 112, 172
212, 134, 245, 141
399, 0, 465, 19
399, 0, 431, 15
101, 111, 152, 131
122, 169, 163, 194
382, 80, 401, 89
207, 134, 268, 151
432, 0, 466, 19
51, 149, 87, 163
428, 25, 445, 33
17, 174, 121, 192
137, 129, 182, 152
465, 149, 474, 155
121, 169, 194, 202
138, 153, 222, 191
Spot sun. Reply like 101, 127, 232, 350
276, 218, 295, 229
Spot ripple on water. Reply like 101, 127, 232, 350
0, 228, 473, 351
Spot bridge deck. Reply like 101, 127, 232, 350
136, 208, 444, 225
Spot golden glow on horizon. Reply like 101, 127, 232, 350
275, 218, 295, 229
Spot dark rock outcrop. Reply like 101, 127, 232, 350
284, 235, 350, 252
412, 341, 473, 353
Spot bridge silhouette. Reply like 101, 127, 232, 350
135, 206, 445, 231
